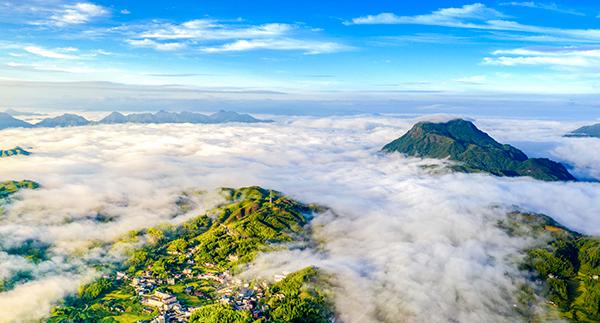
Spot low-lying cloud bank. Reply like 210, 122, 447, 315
0, 115, 598, 321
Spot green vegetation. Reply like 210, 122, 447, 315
190, 304, 252, 323
382, 119, 575, 181
47, 187, 335, 322
265, 266, 334, 323
0, 146, 30, 158
0, 180, 39, 199
499, 212, 600, 321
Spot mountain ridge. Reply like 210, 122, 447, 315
0, 111, 271, 129
382, 119, 576, 181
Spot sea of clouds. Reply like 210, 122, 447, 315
0, 114, 599, 322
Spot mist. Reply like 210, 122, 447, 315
0, 115, 599, 321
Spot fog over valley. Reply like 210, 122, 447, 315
1, 115, 599, 322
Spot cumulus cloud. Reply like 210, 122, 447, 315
0, 115, 599, 321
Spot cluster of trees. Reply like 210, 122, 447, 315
509, 213, 600, 321
528, 236, 600, 321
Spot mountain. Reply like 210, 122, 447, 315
98, 110, 269, 125
205, 110, 264, 123
35, 114, 90, 128
0, 113, 33, 130
565, 123, 600, 138
0, 147, 30, 158
98, 111, 128, 124
0, 111, 269, 130
382, 119, 576, 181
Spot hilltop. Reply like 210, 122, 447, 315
382, 119, 576, 181
565, 123, 600, 138
0, 147, 30, 158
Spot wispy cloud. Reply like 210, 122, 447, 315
23, 46, 79, 59
483, 46, 600, 67
347, 3, 600, 43
201, 38, 350, 54
127, 39, 186, 51
346, 3, 505, 26
137, 19, 292, 40
33, 2, 110, 27
124, 19, 348, 54
500, 2, 585, 16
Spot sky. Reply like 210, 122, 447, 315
2, 1, 600, 114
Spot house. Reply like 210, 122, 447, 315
142, 291, 180, 311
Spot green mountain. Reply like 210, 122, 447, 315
499, 212, 600, 322
0, 147, 30, 158
0, 180, 39, 199
382, 119, 576, 181
565, 123, 600, 138
48, 187, 334, 323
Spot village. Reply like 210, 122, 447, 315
113, 260, 284, 323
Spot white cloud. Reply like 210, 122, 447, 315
201, 38, 350, 54
34, 2, 109, 27
500, 2, 585, 16
138, 20, 292, 41
0, 115, 598, 321
347, 3, 600, 43
23, 46, 79, 60
127, 39, 186, 51
347, 3, 505, 26
483, 47, 600, 67
124, 19, 347, 55
120, 9, 131, 15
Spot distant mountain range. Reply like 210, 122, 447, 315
0, 147, 30, 158
0, 110, 271, 130
382, 119, 576, 181
565, 123, 600, 138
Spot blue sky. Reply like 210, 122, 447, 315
2, 1, 600, 113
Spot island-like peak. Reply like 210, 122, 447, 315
0, 147, 30, 158
565, 123, 600, 138
99, 111, 128, 124
35, 113, 90, 128
382, 119, 576, 182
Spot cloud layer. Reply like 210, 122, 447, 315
0, 115, 599, 321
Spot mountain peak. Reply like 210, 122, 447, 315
383, 119, 575, 181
